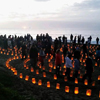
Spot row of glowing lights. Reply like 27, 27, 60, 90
1, 45, 100, 82
0, 44, 99, 97
5, 56, 100, 98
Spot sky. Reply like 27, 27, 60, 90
0, 0, 100, 31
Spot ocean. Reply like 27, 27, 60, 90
0, 28, 100, 44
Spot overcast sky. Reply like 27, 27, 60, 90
0, 0, 100, 30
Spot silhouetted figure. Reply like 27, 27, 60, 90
78, 35, 80, 44
96, 37, 99, 45
82, 53, 93, 83
54, 38, 58, 57
62, 35, 65, 44
63, 45, 68, 63
82, 36, 85, 44
22, 43, 27, 60
73, 36, 76, 44
83, 43, 88, 58
58, 36, 61, 48
29, 44, 38, 67
70, 34, 73, 43
90, 36, 92, 43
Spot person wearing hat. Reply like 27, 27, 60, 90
65, 52, 73, 79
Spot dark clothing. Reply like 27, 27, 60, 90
83, 44, 87, 58
55, 53, 61, 66
30, 47, 38, 59
85, 57, 93, 72
63, 46, 68, 63
55, 53, 61, 76
83, 57, 93, 82
56, 64, 61, 76
65, 68, 71, 79
22, 44, 27, 59
29, 46, 38, 67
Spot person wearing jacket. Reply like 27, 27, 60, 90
55, 49, 61, 76
29, 44, 38, 67
74, 50, 80, 78
65, 52, 73, 79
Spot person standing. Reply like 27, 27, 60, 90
96, 37, 99, 45
96, 46, 100, 66
74, 50, 80, 78
55, 49, 61, 76
22, 42, 27, 60
63, 45, 68, 63
29, 44, 38, 67
65, 52, 73, 79
70, 34, 73, 43
82, 53, 93, 83
39, 48, 45, 68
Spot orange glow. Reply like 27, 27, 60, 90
49, 62, 53, 68
25, 75, 29, 81
14, 70, 17, 75
12, 68, 16, 73
48, 59, 51, 62
71, 57, 73, 60
84, 79, 88, 85
39, 65, 41, 68
78, 70, 80, 74
70, 73, 73, 77
92, 81, 95, 86
47, 81, 50, 88
43, 72, 46, 77
95, 62, 97, 66
62, 72, 65, 76
74, 87, 79, 94
64, 76, 67, 82
98, 75, 100, 80
56, 83, 60, 89
32, 78, 36, 84
42, 66, 45, 70
26, 66, 29, 69
60, 67, 62, 71
24, 65, 26, 68
53, 65, 56, 69
36, 70, 39, 75
31, 67, 34, 72
65, 86, 69, 93
80, 74, 83, 79
86, 89, 91, 96
54, 74, 57, 80
63, 64, 66, 68
75, 78, 78, 84
83, 59, 85, 63
99, 91, 100, 98
19, 73, 23, 79
49, 68, 52, 72
38, 80, 42, 86
84, 63, 86, 67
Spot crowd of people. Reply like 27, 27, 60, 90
0, 33, 100, 84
